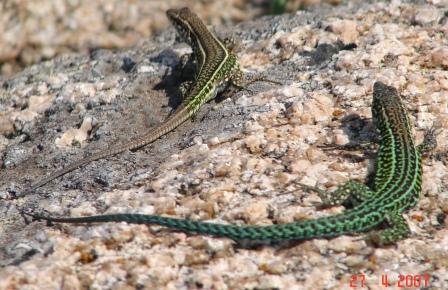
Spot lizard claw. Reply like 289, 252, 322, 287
17, 207, 35, 224
18, 207, 54, 226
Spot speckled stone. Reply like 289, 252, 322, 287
1, 1, 448, 290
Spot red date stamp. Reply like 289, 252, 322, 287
349, 273, 431, 288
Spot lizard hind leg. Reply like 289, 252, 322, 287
363, 212, 411, 246
319, 140, 379, 156
229, 69, 281, 95
297, 180, 376, 208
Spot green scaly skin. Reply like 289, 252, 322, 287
22, 8, 248, 195
25, 82, 437, 245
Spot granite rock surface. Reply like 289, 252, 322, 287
1, 1, 448, 289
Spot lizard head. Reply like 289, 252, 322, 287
372, 81, 412, 137
166, 7, 198, 46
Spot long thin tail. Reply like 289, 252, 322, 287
24, 212, 351, 243
23, 106, 191, 195
24, 146, 127, 195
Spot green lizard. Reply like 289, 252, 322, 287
24, 82, 438, 246
23, 7, 268, 195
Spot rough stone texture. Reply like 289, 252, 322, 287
0, 0, 342, 78
1, 1, 448, 289
0, 0, 260, 77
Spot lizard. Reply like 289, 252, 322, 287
22, 7, 273, 195
23, 81, 438, 246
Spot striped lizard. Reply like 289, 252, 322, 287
24, 82, 438, 245
23, 7, 271, 195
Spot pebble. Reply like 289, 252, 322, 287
413, 6, 442, 25
242, 201, 269, 224
2, 2, 448, 289
259, 260, 288, 274
27, 94, 53, 113
55, 116, 93, 147
327, 236, 365, 254
430, 47, 448, 69
343, 254, 367, 267
440, 192, 448, 214
0, 114, 15, 135
327, 20, 359, 44
244, 134, 266, 154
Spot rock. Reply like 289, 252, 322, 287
0, 113, 15, 135
413, 6, 442, 25
55, 116, 94, 147
1, 2, 447, 289
327, 20, 359, 44
430, 47, 448, 69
